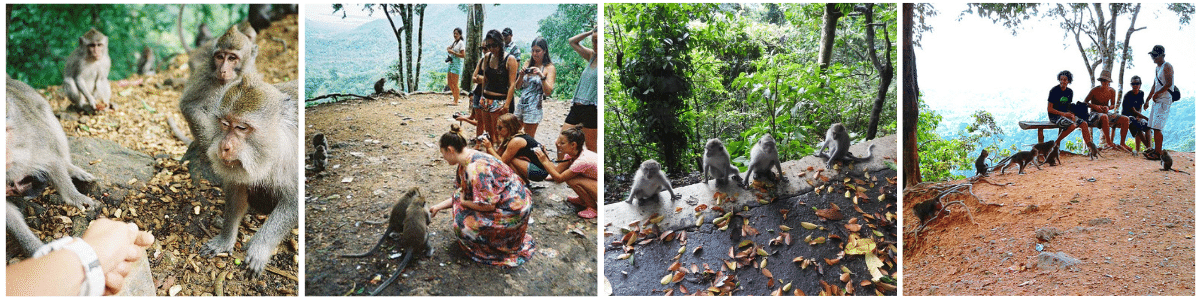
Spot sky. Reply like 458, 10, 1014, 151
915, 3, 1196, 108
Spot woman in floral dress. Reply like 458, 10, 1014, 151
429, 125, 535, 267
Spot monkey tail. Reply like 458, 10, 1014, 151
176, 5, 191, 52
166, 115, 193, 144
849, 144, 876, 162
369, 248, 416, 295
342, 233, 388, 258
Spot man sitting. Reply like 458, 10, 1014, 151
1046, 70, 1095, 149
1083, 69, 1131, 151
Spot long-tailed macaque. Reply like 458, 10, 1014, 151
179, 25, 259, 184
63, 28, 113, 113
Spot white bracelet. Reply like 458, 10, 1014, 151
31, 237, 105, 296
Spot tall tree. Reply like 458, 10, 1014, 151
461, 4, 484, 91
817, 3, 843, 71
860, 4, 894, 140
903, 3, 920, 187
340, 4, 429, 93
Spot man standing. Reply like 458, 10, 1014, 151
1144, 45, 1175, 160
503, 28, 522, 60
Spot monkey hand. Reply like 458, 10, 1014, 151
243, 241, 273, 276
199, 235, 236, 258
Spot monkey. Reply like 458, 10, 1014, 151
307, 134, 329, 174
1029, 141, 1062, 166
375, 78, 386, 94
248, 4, 298, 32
179, 24, 260, 184
342, 187, 432, 295
703, 138, 743, 186
197, 71, 298, 276
1159, 151, 1191, 174
743, 134, 783, 186
187, 21, 257, 74
814, 123, 875, 169
625, 159, 676, 204
912, 199, 943, 225
274, 80, 299, 103
195, 23, 212, 48
136, 46, 156, 76
1085, 140, 1101, 160
62, 28, 113, 113
996, 149, 1041, 175
974, 149, 989, 177
7, 76, 99, 255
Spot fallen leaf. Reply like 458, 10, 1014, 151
825, 257, 840, 265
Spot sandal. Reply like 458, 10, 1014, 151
1144, 151, 1161, 160
577, 207, 596, 219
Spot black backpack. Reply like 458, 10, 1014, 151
1071, 101, 1091, 118
1158, 76, 1182, 102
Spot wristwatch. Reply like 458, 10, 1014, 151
33, 237, 105, 296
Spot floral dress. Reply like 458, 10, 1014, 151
453, 152, 535, 266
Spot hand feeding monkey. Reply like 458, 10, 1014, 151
703, 138, 743, 186
814, 123, 875, 169
343, 187, 432, 295
198, 71, 298, 276
625, 159, 677, 204
744, 134, 783, 186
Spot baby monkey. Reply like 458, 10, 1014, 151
744, 134, 783, 186
626, 159, 677, 204
1030, 141, 1061, 166
343, 187, 432, 295
996, 149, 1041, 175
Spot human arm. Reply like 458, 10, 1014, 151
541, 64, 556, 96
535, 148, 578, 183
472, 54, 487, 87
1152, 63, 1175, 101
1047, 103, 1075, 120
6, 219, 154, 296
504, 55, 519, 112
569, 30, 596, 62
429, 198, 453, 219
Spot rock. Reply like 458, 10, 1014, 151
117, 255, 155, 296
1087, 218, 1113, 226
1034, 227, 1061, 242
68, 136, 154, 190
1036, 251, 1081, 271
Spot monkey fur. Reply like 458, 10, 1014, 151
626, 159, 677, 204
744, 134, 783, 186
912, 199, 943, 225
1031, 141, 1060, 166
997, 150, 1041, 175
136, 46, 156, 76
179, 24, 260, 185
1086, 140, 1101, 160
704, 138, 743, 186
814, 123, 875, 169
1160, 151, 1191, 174
63, 28, 113, 113
974, 150, 989, 177
198, 71, 298, 275
343, 187, 432, 295
7, 76, 102, 256
308, 134, 329, 174
375, 78, 386, 94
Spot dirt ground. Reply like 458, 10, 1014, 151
303, 93, 597, 296
5, 16, 300, 296
903, 149, 1196, 295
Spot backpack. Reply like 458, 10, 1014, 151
1157, 76, 1182, 102
1071, 101, 1091, 119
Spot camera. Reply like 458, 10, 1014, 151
445, 55, 453, 63
523, 68, 535, 74
476, 132, 490, 143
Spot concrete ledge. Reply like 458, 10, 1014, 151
605, 134, 897, 234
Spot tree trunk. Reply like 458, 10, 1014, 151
818, 3, 843, 72
414, 4, 425, 92
1117, 4, 1143, 104
382, 5, 406, 93
402, 4, 415, 92
462, 4, 484, 91
861, 4, 893, 140
902, 3, 921, 187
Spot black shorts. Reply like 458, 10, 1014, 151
564, 104, 598, 129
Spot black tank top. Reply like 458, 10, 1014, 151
505, 134, 545, 170
484, 53, 513, 99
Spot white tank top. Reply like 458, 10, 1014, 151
1153, 62, 1174, 101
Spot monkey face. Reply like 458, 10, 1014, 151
216, 115, 253, 166
212, 51, 243, 83
759, 135, 777, 153
640, 159, 661, 173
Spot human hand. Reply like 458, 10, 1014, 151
480, 137, 493, 150
78, 219, 154, 295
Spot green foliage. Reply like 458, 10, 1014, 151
536, 4, 597, 100
7, 4, 245, 88
916, 96, 1013, 182
605, 3, 898, 175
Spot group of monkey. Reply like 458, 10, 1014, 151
977, 138, 1184, 177
624, 123, 875, 204
6, 5, 299, 278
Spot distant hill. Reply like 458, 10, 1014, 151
926, 88, 1195, 152
305, 4, 558, 97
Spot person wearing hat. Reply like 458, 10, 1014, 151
1144, 45, 1174, 160
1083, 69, 1131, 152
1046, 70, 1095, 150
1120, 75, 1152, 153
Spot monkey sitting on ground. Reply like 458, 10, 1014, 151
1160, 151, 1192, 174
744, 134, 784, 186
198, 71, 298, 275
625, 159, 677, 204
7, 76, 99, 255
704, 138, 743, 186
1030, 141, 1061, 166
994, 149, 1041, 175
814, 123, 875, 169
307, 133, 329, 174
136, 46, 156, 75
974, 150, 990, 177
912, 199, 943, 225
63, 28, 113, 113
343, 187, 432, 295
375, 78, 386, 94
